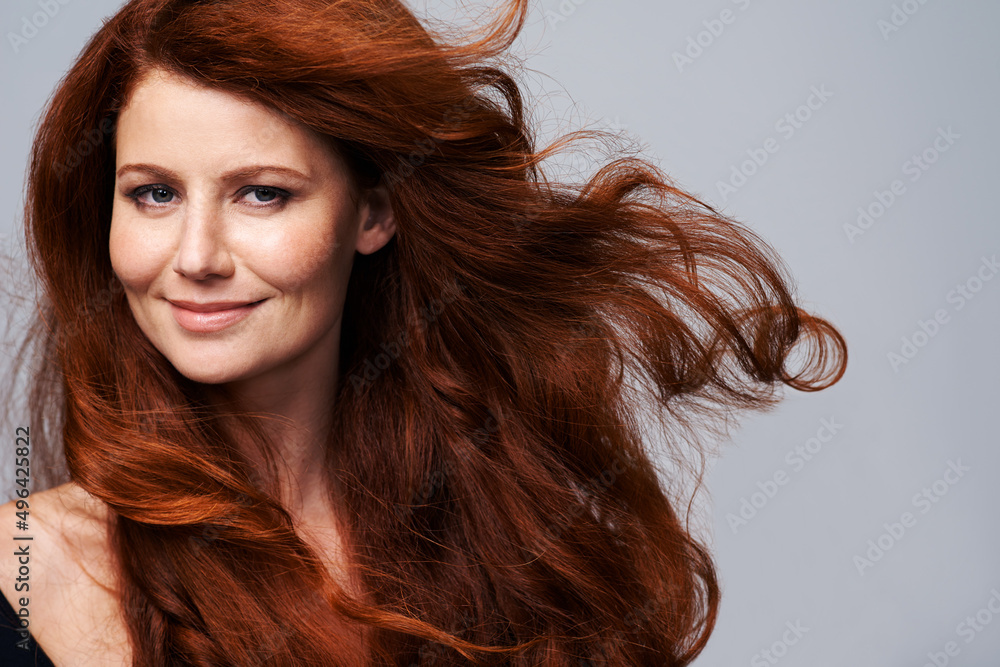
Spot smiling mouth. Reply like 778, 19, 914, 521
168, 299, 266, 333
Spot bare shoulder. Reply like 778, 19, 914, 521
0, 482, 112, 589
0, 482, 131, 666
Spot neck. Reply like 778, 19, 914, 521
203, 334, 341, 526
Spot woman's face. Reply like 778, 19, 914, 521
110, 68, 395, 390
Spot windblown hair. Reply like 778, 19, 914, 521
19, 0, 846, 664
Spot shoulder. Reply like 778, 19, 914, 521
0, 482, 131, 666
2, 482, 109, 545
0, 482, 112, 593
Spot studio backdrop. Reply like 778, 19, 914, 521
1, 1, 997, 665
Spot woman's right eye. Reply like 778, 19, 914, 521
127, 185, 175, 206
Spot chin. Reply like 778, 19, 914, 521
166, 356, 255, 386
175, 368, 242, 386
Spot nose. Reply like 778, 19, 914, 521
172, 203, 235, 280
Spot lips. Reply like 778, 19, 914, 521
168, 299, 265, 333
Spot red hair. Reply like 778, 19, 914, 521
21, 0, 846, 664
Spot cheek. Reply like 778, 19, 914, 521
108, 218, 166, 290
248, 217, 356, 294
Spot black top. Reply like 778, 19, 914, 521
0, 590, 56, 666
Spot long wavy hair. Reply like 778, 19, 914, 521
18, 0, 846, 664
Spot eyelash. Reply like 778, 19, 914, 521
125, 184, 292, 210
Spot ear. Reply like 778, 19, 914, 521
354, 183, 396, 255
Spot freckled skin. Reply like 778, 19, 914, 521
109, 68, 395, 394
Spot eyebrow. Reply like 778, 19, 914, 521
115, 163, 311, 182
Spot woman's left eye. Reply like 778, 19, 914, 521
240, 186, 290, 206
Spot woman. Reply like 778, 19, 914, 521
0, 0, 846, 665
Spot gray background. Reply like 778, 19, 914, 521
2, 1, 998, 665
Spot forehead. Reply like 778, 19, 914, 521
115, 68, 341, 178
